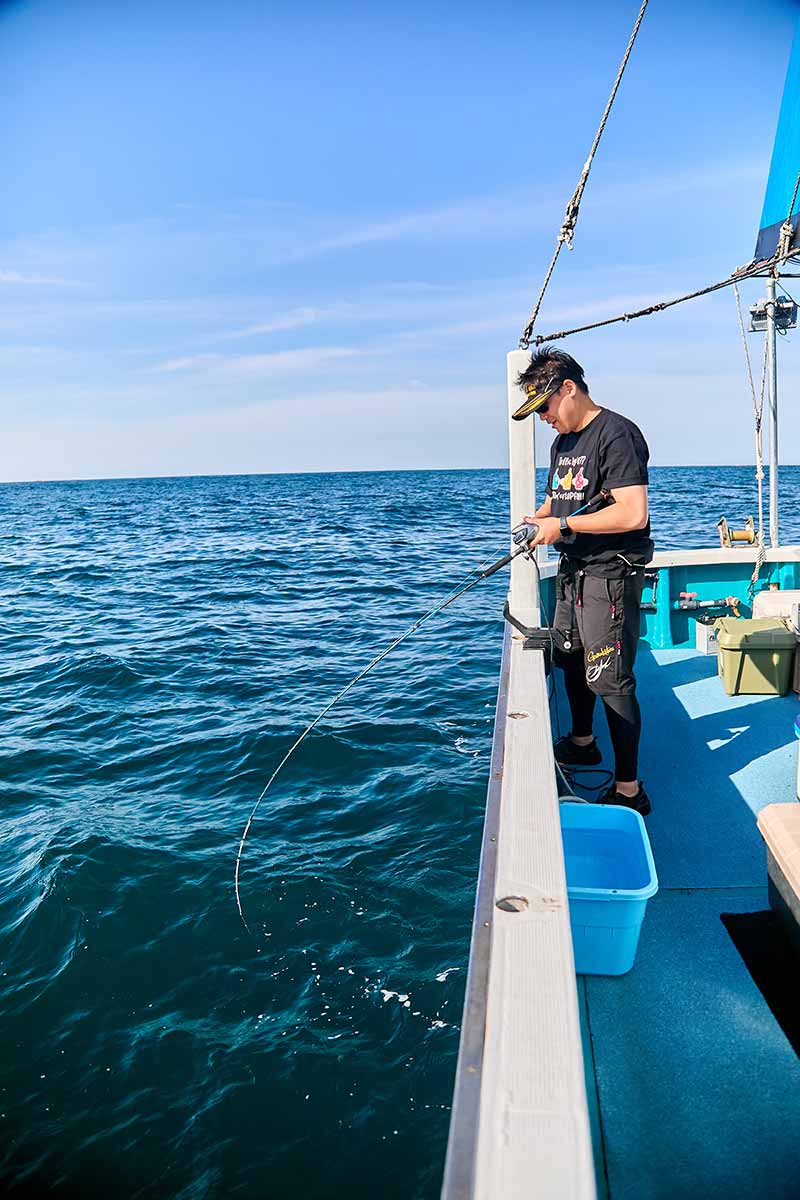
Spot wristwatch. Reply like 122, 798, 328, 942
559, 515, 575, 540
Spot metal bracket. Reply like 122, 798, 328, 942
639, 568, 660, 613
749, 296, 797, 331
502, 601, 553, 668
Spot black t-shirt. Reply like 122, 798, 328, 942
545, 407, 654, 575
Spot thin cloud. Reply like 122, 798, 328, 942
146, 344, 372, 376
272, 159, 765, 266
275, 189, 553, 264
227, 347, 368, 374
202, 284, 536, 346
0, 270, 80, 286
148, 352, 225, 373
214, 307, 326, 341
137, 278, 727, 369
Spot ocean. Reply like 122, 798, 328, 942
1, 466, 798, 1199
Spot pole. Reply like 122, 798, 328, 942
506, 350, 537, 617
766, 271, 779, 548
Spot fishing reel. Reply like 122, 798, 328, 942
511, 522, 539, 554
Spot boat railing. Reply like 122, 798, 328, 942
441, 352, 596, 1200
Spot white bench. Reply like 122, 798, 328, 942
757, 803, 800, 949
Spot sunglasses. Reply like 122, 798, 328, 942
525, 376, 561, 415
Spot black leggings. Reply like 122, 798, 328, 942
561, 649, 641, 781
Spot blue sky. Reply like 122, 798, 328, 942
0, 0, 798, 479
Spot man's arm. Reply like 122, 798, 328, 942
530, 495, 552, 520
528, 484, 647, 546
566, 484, 647, 534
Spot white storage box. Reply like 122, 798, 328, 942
696, 620, 719, 655
753, 588, 800, 632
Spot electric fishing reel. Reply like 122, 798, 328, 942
511, 521, 539, 554
503, 524, 554, 666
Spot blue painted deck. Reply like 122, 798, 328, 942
558, 647, 800, 1199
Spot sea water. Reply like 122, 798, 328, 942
0, 466, 797, 1199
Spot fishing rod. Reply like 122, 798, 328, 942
233, 542, 531, 933
234, 491, 610, 934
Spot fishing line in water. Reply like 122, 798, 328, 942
236, 491, 614, 932
234, 542, 527, 935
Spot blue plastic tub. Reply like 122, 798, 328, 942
560, 802, 658, 976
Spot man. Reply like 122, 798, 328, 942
513, 346, 654, 816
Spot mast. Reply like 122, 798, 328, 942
753, 18, 800, 549
766, 270, 779, 548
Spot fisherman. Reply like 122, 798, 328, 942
513, 346, 654, 815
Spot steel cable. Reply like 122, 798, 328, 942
528, 249, 800, 346
519, 0, 650, 348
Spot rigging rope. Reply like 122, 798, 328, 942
527, 248, 800, 346
733, 281, 769, 596
527, 165, 800, 392
519, 0, 649, 348
733, 282, 768, 537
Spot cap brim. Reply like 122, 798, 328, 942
511, 385, 554, 421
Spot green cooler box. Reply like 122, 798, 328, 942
716, 617, 796, 696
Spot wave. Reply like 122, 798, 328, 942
1, 466, 796, 1197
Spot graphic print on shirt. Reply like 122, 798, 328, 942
551, 453, 589, 502
547, 408, 653, 570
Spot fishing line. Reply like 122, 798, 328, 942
235, 490, 612, 933
234, 543, 529, 934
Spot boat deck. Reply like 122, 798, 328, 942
566, 647, 800, 1199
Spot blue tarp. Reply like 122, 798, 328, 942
756, 24, 800, 259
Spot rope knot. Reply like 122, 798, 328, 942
559, 213, 578, 251
778, 217, 795, 263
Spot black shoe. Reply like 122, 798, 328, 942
598, 782, 651, 817
554, 735, 602, 767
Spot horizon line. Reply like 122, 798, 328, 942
0, 462, 794, 486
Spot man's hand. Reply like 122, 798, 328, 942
523, 515, 562, 546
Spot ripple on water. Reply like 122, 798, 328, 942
1, 466, 797, 1198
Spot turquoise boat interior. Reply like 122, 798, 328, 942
540, 550, 800, 1199
440, 6, 800, 1190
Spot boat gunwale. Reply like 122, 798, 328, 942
440, 624, 510, 1200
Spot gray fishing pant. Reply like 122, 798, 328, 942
552, 562, 645, 697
